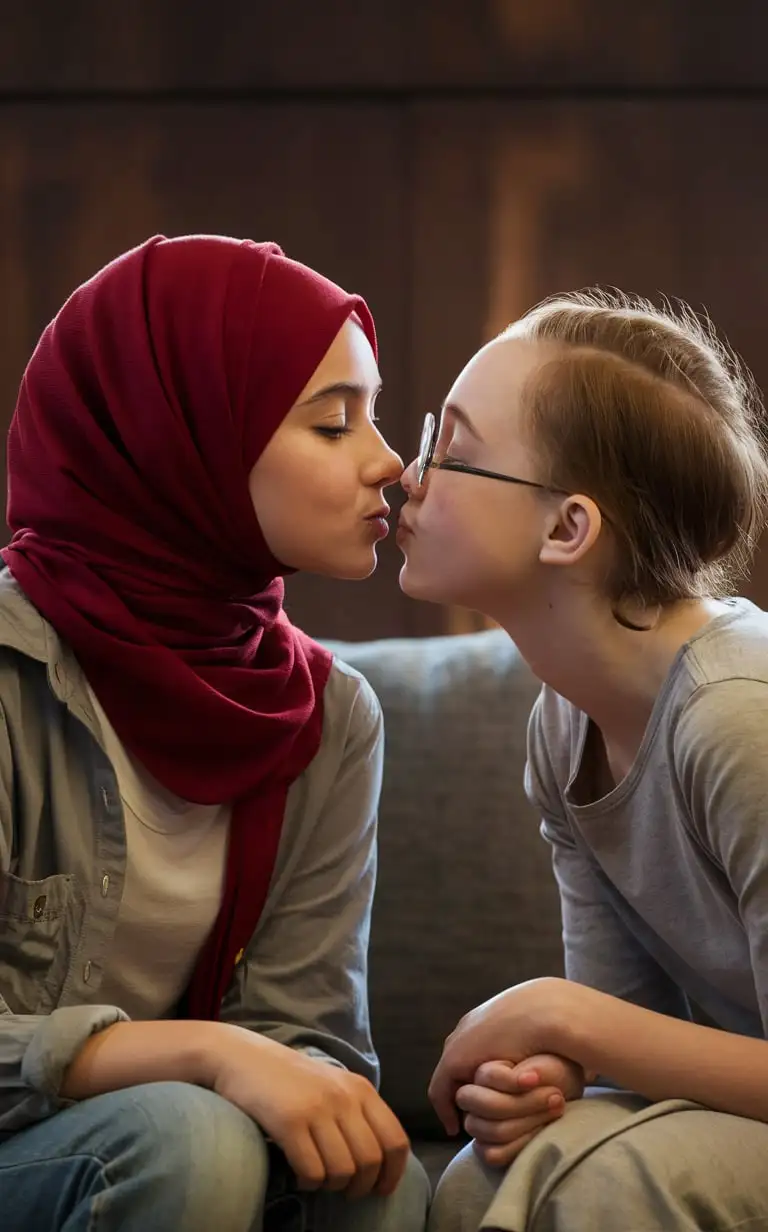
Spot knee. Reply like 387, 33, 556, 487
429, 1143, 499, 1232
118, 1082, 269, 1229
529, 1122, 688, 1232
314, 1151, 430, 1232
392, 1152, 431, 1227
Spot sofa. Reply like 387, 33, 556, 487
329, 629, 565, 1187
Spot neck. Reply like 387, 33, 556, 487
495, 584, 727, 761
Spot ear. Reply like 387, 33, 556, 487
538, 494, 602, 568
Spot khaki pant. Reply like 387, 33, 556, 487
428, 1090, 768, 1231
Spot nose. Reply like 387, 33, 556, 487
368, 434, 404, 489
400, 455, 421, 498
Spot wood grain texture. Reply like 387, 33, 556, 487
2, 2, 768, 92
2, 2, 768, 636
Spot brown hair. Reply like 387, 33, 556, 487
511, 289, 768, 618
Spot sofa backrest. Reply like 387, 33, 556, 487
329, 629, 564, 1137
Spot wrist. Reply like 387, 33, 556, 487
180, 1020, 235, 1087
193, 1021, 280, 1089
538, 978, 597, 1066
61, 1019, 265, 1101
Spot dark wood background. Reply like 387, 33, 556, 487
2, 1, 768, 640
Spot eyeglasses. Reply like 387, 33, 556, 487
416, 411, 567, 495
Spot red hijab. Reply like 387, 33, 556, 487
2, 234, 378, 1018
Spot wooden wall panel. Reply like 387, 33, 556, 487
409, 1, 768, 89
0, 101, 440, 640
3, 1, 768, 92
2, 3, 768, 636
413, 99, 768, 612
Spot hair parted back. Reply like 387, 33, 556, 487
510, 288, 768, 614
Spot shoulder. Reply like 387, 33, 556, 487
674, 675, 768, 776
671, 610, 768, 851
0, 570, 70, 707
673, 601, 768, 763
0, 570, 52, 659
321, 655, 383, 754
681, 599, 768, 692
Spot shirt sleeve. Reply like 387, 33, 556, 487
0, 1005, 130, 1134
675, 677, 768, 1033
527, 690, 691, 1019
0, 700, 130, 1135
220, 669, 382, 1087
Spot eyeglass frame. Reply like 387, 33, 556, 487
416, 411, 568, 495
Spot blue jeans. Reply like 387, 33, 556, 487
0, 1081, 430, 1231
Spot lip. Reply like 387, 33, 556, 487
397, 513, 414, 536
365, 505, 390, 521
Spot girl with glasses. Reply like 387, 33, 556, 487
399, 290, 768, 1231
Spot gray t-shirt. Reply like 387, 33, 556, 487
526, 598, 768, 1038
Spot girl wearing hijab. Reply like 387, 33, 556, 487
0, 235, 429, 1232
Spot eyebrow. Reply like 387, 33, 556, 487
298, 380, 382, 407
442, 400, 484, 441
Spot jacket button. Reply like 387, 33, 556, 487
32, 895, 46, 919
101, 874, 110, 897
83, 961, 92, 984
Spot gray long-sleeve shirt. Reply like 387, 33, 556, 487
0, 570, 380, 1135
526, 598, 768, 1039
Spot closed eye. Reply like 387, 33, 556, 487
314, 425, 351, 439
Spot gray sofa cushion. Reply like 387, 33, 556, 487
328, 630, 564, 1138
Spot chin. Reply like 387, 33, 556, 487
398, 559, 449, 604
312, 549, 379, 582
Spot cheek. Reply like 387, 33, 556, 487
420, 486, 488, 555
255, 451, 352, 522
414, 486, 534, 597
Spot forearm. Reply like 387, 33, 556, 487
554, 983, 768, 1121
60, 1019, 249, 1100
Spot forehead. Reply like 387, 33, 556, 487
313, 317, 379, 385
447, 333, 553, 436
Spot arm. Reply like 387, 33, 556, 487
527, 688, 690, 1020
561, 677, 768, 1117
22, 670, 410, 1195
218, 665, 382, 1084
548, 981, 768, 1120
432, 975, 768, 1129
0, 668, 379, 1128
542, 811, 691, 1020
572, 676, 768, 1118
435, 679, 768, 1124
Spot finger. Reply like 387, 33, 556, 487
361, 1096, 410, 1197
512, 1054, 582, 1091
465, 1100, 564, 1146
428, 1066, 462, 1136
475, 1060, 538, 1093
456, 1083, 520, 1119
513, 1067, 542, 1089
309, 1120, 358, 1192
282, 1128, 327, 1192
473, 1059, 516, 1084
457, 1083, 564, 1121
475, 1130, 539, 1169
335, 1113, 384, 1201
